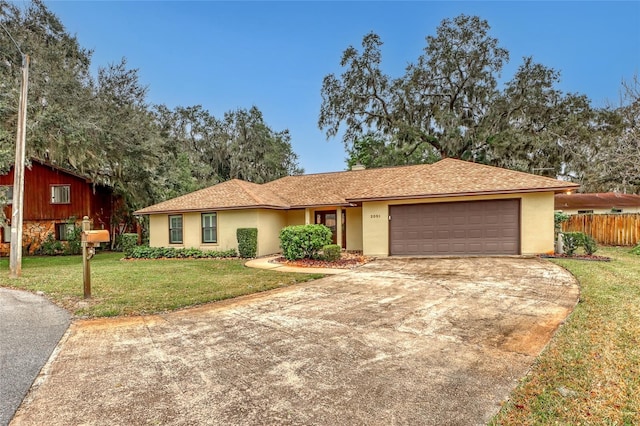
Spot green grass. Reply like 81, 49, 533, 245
0, 252, 323, 317
491, 247, 640, 425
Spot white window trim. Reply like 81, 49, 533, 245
201, 212, 217, 244
50, 185, 71, 204
169, 215, 183, 244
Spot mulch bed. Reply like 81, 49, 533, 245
271, 252, 373, 269
540, 254, 612, 262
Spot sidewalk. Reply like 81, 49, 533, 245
244, 256, 350, 275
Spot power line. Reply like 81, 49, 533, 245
0, 21, 24, 56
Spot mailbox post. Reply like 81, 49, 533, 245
81, 216, 110, 299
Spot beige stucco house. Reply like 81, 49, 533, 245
555, 192, 640, 215
135, 159, 579, 257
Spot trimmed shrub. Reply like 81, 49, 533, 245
121, 233, 139, 257
279, 224, 332, 260
322, 244, 341, 262
237, 228, 258, 258
126, 246, 237, 259
631, 243, 640, 255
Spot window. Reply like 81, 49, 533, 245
2, 223, 11, 243
169, 215, 183, 244
577, 210, 594, 214
56, 223, 75, 241
1, 186, 13, 204
51, 185, 71, 204
202, 213, 217, 243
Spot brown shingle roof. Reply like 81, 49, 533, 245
135, 159, 579, 214
348, 158, 579, 201
262, 167, 394, 207
555, 192, 640, 210
134, 179, 289, 214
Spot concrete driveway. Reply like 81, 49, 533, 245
11, 257, 578, 426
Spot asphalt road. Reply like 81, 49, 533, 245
0, 288, 70, 426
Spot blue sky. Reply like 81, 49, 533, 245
43, 1, 640, 174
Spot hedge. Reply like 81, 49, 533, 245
126, 246, 237, 259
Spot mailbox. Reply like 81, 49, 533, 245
82, 230, 110, 244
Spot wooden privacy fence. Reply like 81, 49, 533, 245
562, 214, 640, 246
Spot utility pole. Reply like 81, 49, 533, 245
9, 54, 29, 279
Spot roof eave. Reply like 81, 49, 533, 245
346, 186, 580, 203
134, 204, 290, 215
288, 202, 352, 209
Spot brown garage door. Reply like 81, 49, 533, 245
389, 199, 520, 255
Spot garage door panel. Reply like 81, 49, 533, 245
390, 200, 520, 255
485, 229, 500, 238
452, 229, 467, 238
502, 229, 518, 238
436, 230, 450, 239
468, 229, 482, 238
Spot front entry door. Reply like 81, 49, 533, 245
315, 210, 346, 247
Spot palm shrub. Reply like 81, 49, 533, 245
279, 224, 332, 260
562, 232, 580, 255
582, 234, 598, 255
563, 231, 597, 255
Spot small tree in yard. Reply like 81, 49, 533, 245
279, 225, 332, 260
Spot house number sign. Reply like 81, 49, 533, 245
370, 214, 382, 219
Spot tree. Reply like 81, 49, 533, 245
573, 74, 640, 193
319, 14, 594, 175
346, 132, 438, 169
225, 106, 302, 183
1, 0, 93, 172
153, 104, 303, 199
483, 57, 594, 176
319, 15, 509, 165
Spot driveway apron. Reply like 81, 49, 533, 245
0, 288, 70, 426
11, 257, 578, 425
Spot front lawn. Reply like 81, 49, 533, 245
492, 246, 640, 425
0, 252, 322, 317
